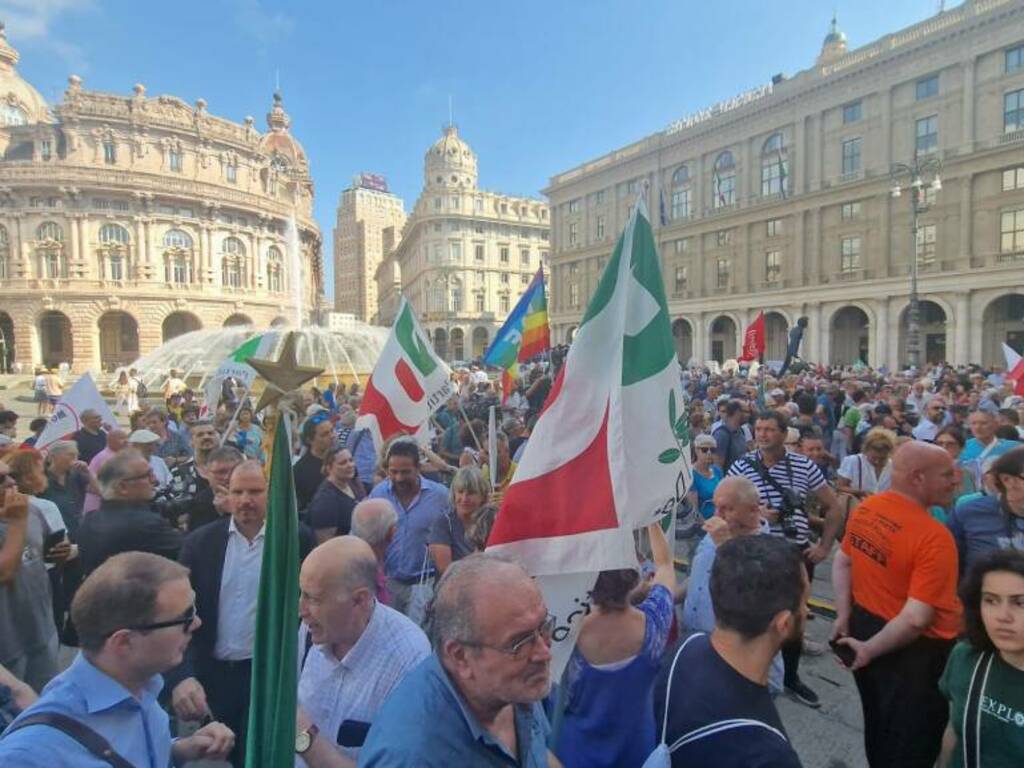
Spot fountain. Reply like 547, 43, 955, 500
120, 322, 389, 396
287, 211, 304, 328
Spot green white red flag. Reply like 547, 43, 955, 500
356, 298, 454, 452
486, 195, 691, 673
1004, 342, 1024, 396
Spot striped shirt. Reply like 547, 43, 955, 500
727, 450, 826, 547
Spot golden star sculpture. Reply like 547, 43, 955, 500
248, 331, 324, 413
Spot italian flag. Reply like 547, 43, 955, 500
356, 298, 453, 452
1004, 343, 1024, 396
488, 196, 691, 576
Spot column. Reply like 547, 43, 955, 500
744, 223, 753, 293
962, 57, 976, 148
69, 214, 80, 266
808, 303, 824, 365
141, 220, 153, 281
694, 155, 705, 215
134, 219, 146, 281
954, 291, 970, 366
810, 208, 823, 283
793, 209, 806, 287
694, 233, 706, 296
881, 87, 893, 168
875, 297, 890, 370
816, 111, 825, 192
794, 118, 806, 196
692, 312, 706, 364
202, 227, 213, 284
959, 174, 973, 266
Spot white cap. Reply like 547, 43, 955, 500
128, 429, 161, 444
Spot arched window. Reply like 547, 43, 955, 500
670, 164, 692, 220
266, 245, 283, 293
0, 104, 27, 126
712, 152, 735, 209
223, 236, 246, 255
761, 133, 788, 197
162, 229, 193, 284
37, 221, 63, 242
99, 224, 130, 244
163, 229, 193, 249
98, 224, 131, 281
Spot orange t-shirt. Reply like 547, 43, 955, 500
841, 490, 961, 640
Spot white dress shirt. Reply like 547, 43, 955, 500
296, 600, 430, 765
214, 518, 265, 661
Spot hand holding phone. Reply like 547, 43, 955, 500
829, 637, 857, 668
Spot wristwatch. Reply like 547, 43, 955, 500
295, 723, 319, 754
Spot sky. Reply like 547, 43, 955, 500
7, 0, 955, 299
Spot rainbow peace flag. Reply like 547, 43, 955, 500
484, 267, 550, 400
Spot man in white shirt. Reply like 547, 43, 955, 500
295, 536, 430, 767
128, 429, 172, 489
911, 397, 947, 442
171, 461, 315, 768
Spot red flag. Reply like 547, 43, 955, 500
1003, 343, 1024, 396
739, 312, 766, 362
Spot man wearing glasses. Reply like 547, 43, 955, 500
77, 450, 182, 576
911, 397, 948, 442
0, 551, 234, 766
360, 554, 554, 767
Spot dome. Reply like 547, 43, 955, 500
257, 91, 307, 168
424, 123, 478, 190
818, 14, 848, 64
0, 23, 51, 126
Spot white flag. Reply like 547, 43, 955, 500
36, 372, 119, 451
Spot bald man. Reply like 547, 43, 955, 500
831, 441, 961, 768
350, 499, 398, 604
295, 536, 429, 766
171, 461, 315, 768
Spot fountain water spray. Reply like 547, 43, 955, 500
287, 211, 304, 327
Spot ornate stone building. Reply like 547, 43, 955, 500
333, 174, 406, 322
0, 25, 323, 373
546, 0, 1024, 369
375, 124, 549, 361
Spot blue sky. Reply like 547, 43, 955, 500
8, 0, 951, 298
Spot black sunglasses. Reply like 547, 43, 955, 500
117, 603, 197, 636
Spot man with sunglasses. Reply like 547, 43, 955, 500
360, 554, 554, 767
911, 396, 948, 442
0, 551, 234, 766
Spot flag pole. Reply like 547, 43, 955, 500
457, 401, 484, 453
219, 382, 254, 447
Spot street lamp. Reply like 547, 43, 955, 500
890, 156, 942, 372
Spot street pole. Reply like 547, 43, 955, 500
908, 193, 921, 371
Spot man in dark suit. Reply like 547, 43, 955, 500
77, 449, 182, 575
169, 460, 314, 768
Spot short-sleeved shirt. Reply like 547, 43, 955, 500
653, 633, 802, 768
837, 454, 892, 494
690, 466, 722, 520
297, 601, 430, 765
307, 480, 357, 537
946, 494, 1024, 574
359, 653, 551, 768
938, 641, 1024, 768
427, 511, 474, 564
727, 450, 826, 547
841, 490, 961, 639
0, 653, 170, 768
555, 585, 674, 768
712, 425, 747, 472
369, 476, 450, 582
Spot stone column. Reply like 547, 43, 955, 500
808, 303, 824, 365
142, 220, 153, 281
879, 194, 892, 279
962, 57, 976, 148
744, 223, 753, 293
810, 208, 823, 283
793, 209, 806, 288
694, 232, 706, 296
692, 312, 706, 364
694, 155, 705, 216
203, 227, 213, 284
69, 214, 80, 269
875, 296, 890, 370
881, 87, 893, 168
954, 291, 970, 366
959, 174, 973, 266
133, 219, 146, 280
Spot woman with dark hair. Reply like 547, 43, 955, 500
937, 549, 1024, 767
306, 446, 364, 544
554, 523, 676, 768
946, 446, 1024, 575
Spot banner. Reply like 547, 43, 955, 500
35, 372, 118, 451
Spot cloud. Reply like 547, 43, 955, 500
0, 0, 93, 71
230, 0, 294, 51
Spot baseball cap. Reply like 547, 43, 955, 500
128, 429, 161, 444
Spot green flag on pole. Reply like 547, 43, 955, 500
244, 414, 300, 767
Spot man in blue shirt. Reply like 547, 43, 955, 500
368, 439, 450, 615
360, 553, 553, 767
959, 411, 1017, 488
0, 551, 233, 767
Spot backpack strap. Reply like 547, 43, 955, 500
3, 712, 134, 768
962, 651, 994, 768
659, 632, 705, 745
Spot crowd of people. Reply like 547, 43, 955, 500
0, 354, 1021, 766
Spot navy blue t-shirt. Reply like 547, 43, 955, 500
653, 633, 802, 768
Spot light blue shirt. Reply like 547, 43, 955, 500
681, 528, 784, 695
359, 654, 550, 767
0, 653, 172, 768
369, 476, 450, 581
346, 428, 378, 492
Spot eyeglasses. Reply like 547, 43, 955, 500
461, 613, 555, 659
123, 603, 197, 635
696, 447, 714, 454
122, 470, 155, 483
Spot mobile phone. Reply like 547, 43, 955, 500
336, 719, 371, 748
44, 530, 67, 552
829, 638, 856, 668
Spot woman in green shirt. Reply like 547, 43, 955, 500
938, 549, 1024, 768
